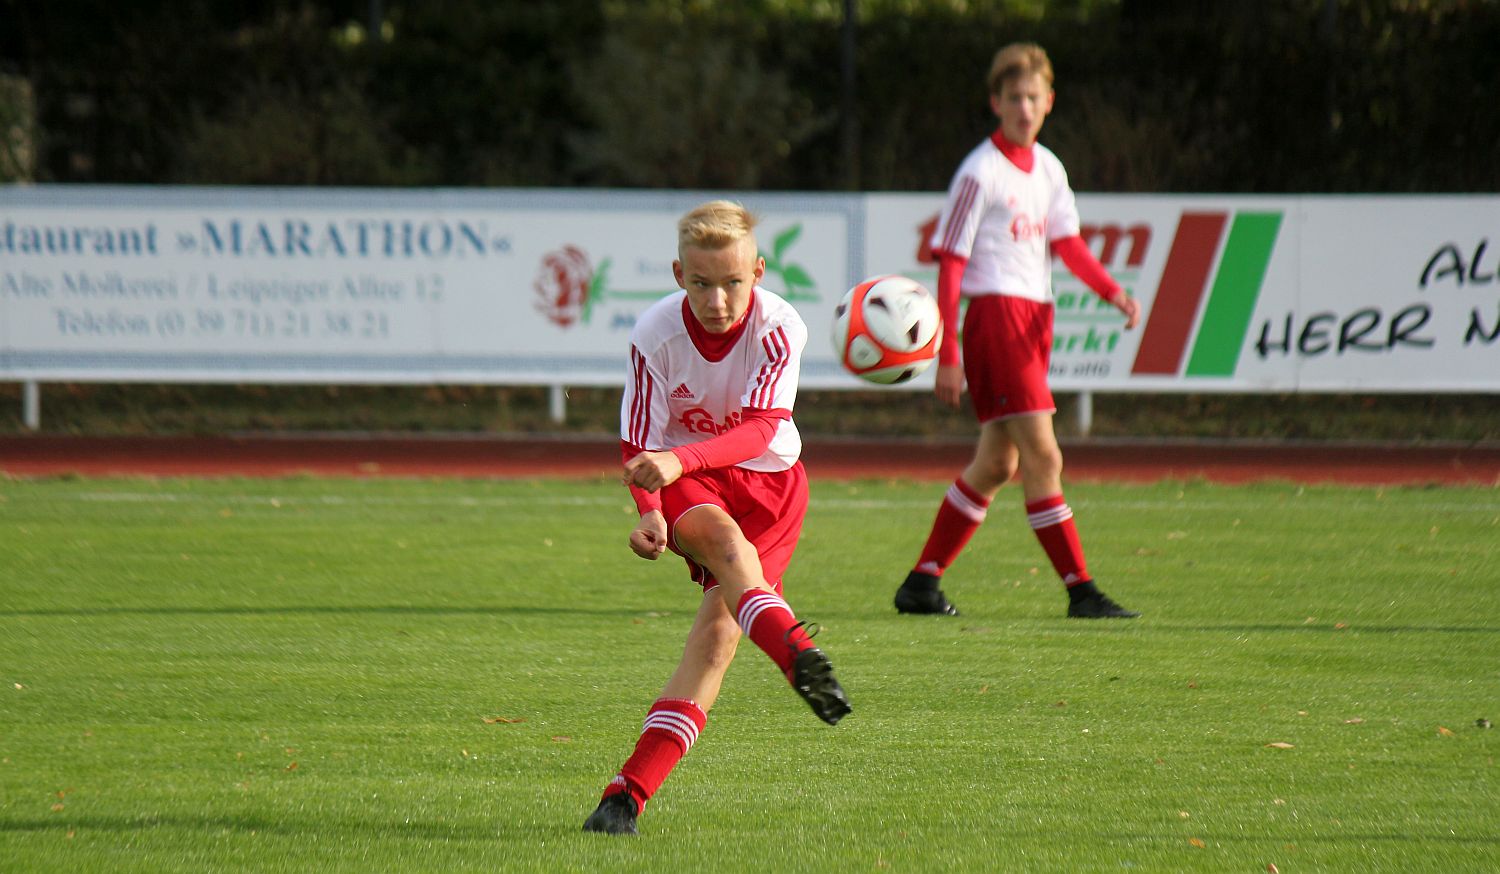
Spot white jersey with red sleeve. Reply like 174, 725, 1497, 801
620, 288, 805, 472
930, 137, 1081, 303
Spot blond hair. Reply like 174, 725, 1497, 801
678, 200, 758, 253
987, 42, 1054, 95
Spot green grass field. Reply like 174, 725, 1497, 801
2, 475, 1497, 872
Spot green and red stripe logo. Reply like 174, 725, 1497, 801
1132, 211, 1283, 377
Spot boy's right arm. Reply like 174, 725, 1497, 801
933, 251, 968, 408
629, 509, 668, 560
621, 440, 668, 559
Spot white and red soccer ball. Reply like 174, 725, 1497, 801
830, 274, 942, 384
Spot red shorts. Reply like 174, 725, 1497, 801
962, 294, 1056, 423
661, 462, 808, 594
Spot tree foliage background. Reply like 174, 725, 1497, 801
0, 0, 1496, 193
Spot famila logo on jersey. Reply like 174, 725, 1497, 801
531, 223, 821, 330
680, 407, 741, 436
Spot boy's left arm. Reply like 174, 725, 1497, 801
1051, 235, 1140, 329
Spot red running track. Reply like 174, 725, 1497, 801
1, 434, 1497, 486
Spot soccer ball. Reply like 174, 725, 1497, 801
830, 275, 942, 384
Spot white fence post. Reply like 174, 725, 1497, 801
1075, 391, 1093, 438
22, 381, 41, 430
549, 384, 567, 425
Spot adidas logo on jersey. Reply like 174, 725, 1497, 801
670, 383, 695, 400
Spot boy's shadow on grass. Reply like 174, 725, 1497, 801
0, 812, 556, 842
842, 606, 1500, 636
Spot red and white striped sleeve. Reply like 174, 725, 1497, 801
931, 170, 988, 259
742, 316, 805, 415
620, 343, 667, 450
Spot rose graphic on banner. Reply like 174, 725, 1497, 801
532, 245, 594, 328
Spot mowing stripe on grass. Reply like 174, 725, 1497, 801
24, 489, 1500, 515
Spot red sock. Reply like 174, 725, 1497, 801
1026, 494, 1090, 586
913, 478, 992, 575
603, 697, 707, 814
735, 589, 815, 679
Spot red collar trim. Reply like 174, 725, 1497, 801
990, 129, 1035, 173
683, 292, 755, 362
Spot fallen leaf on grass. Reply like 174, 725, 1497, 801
551, 736, 572, 743
1344, 717, 1365, 725
1334, 622, 1349, 630
1189, 838, 1206, 848
483, 716, 526, 724
1186, 681, 1198, 689
51, 803, 64, 812
1268, 864, 1280, 874
1053, 700, 1067, 708
1178, 810, 1190, 819
285, 761, 299, 771
978, 685, 989, 694
66, 830, 75, 839
1265, 742, 1295, 749
1437, 726, 1455, 737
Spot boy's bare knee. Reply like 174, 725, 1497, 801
1030, 447, 1063, 479
699, 531, 755, 574
987, 456, 1019, 484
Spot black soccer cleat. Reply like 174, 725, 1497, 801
582, 792, 639, 836
1066, 587, 1140, 619
791, 647, 852, 725
894, 571, 959, 616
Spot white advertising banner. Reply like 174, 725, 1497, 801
0, 188, 858, 386
2, 186, 1497, 392
865, 193, 1500, 392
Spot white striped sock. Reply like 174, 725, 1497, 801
737, 590, 789, 635
1027, 503, 1073, 529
